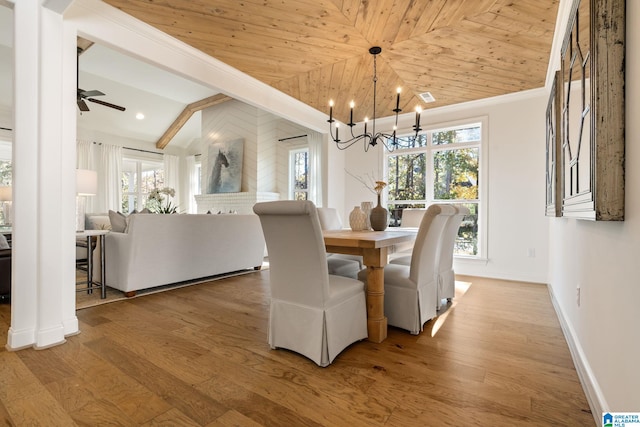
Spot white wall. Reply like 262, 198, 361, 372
201, 100, 260, 193
547, 0, 639, 415
325, 139, 346, 214
201, 99, 321, 202
343, 91, 550, 283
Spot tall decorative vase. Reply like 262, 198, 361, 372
369, 193, 388, 231
349, 206, 368, 231
361, 201, 373, 230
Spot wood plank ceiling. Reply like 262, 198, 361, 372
102, 0, 559, 125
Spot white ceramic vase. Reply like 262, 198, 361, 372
361, 201, 373, 230
349, 206, 367, 231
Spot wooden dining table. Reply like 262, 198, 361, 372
323, 229, 417, 343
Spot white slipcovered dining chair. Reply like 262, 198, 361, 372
436, 205, 470, 305
362, 204, 455, 334
391, 204, 470, 309
388, 208, 426, 259
253, 200, 368, 367
317, 207, 363, 279
400, 208, 427, 228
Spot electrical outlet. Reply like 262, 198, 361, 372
527, 248, 536, 258
576, 284, 581, 307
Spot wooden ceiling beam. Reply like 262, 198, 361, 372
77, 36, 94, 54
156, 94, 231, 149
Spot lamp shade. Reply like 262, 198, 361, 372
76, 169, 97, 196
0, 186, 11, 201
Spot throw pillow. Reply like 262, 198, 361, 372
108, 210, 127, 233
88, 215, 112, 230
124, 208, 150, 233
0, 234, 9, 250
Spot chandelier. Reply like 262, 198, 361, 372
328, 46, 424, 152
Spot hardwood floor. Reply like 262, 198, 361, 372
0, 272, 594, 426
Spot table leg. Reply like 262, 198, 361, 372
366, 265, 387, 343
99, 234, 106, 299
86, 236, 93, 295
362, 247, 388, 343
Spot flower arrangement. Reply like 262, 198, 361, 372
345, 170, 389, 230
146, 187, 178, 214
373, 180, 387, 194
345, 170, 387, 195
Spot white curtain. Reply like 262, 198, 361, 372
186, 155, 198, 213
98, 144, 122, 212
308, 131, 323, 207
163, 154, 180, 211
163, 154, 179, 191
76, 140, 95, 211
76, 140, 93, 169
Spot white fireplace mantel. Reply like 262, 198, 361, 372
195, 192, 280, 215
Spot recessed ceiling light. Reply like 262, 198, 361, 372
135, 113, 145, 120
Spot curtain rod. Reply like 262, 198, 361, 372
278, 134, 307, 142
123, 147, 164, 156
92, 141, 163, 156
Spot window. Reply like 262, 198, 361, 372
0, 141, 11, 186
385, 119, 486, 257
289, 148, 309, 200
0, 140, 11, 225
121, 158, 164, 213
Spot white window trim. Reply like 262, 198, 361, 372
122, 153, 164, 212
384, 115, 488, 258
0, 140, 11, 161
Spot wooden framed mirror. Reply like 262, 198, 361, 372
559, 0, 625, 220
546, 71, 562, 217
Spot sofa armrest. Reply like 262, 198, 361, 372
104, 232, 132, 288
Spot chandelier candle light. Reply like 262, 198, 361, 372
328, 46, 424, 152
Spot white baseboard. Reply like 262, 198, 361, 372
547, 284, 607, 427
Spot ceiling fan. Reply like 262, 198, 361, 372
76, 47, 126, 112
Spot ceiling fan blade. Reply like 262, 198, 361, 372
77, 98, 90, 112
87, 98, 126, 111
80, 89, 104, 98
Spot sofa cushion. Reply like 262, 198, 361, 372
109, 210, 127, 232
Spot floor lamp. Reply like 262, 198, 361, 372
76, 169, 97, 232
0, 186, 11, 227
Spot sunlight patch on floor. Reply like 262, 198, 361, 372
429, 280, 472, 337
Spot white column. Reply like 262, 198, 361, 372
7, 0, 77, 350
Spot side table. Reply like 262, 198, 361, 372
76, 229, 109, 299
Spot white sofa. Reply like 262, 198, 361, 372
104, 213, 265, 296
